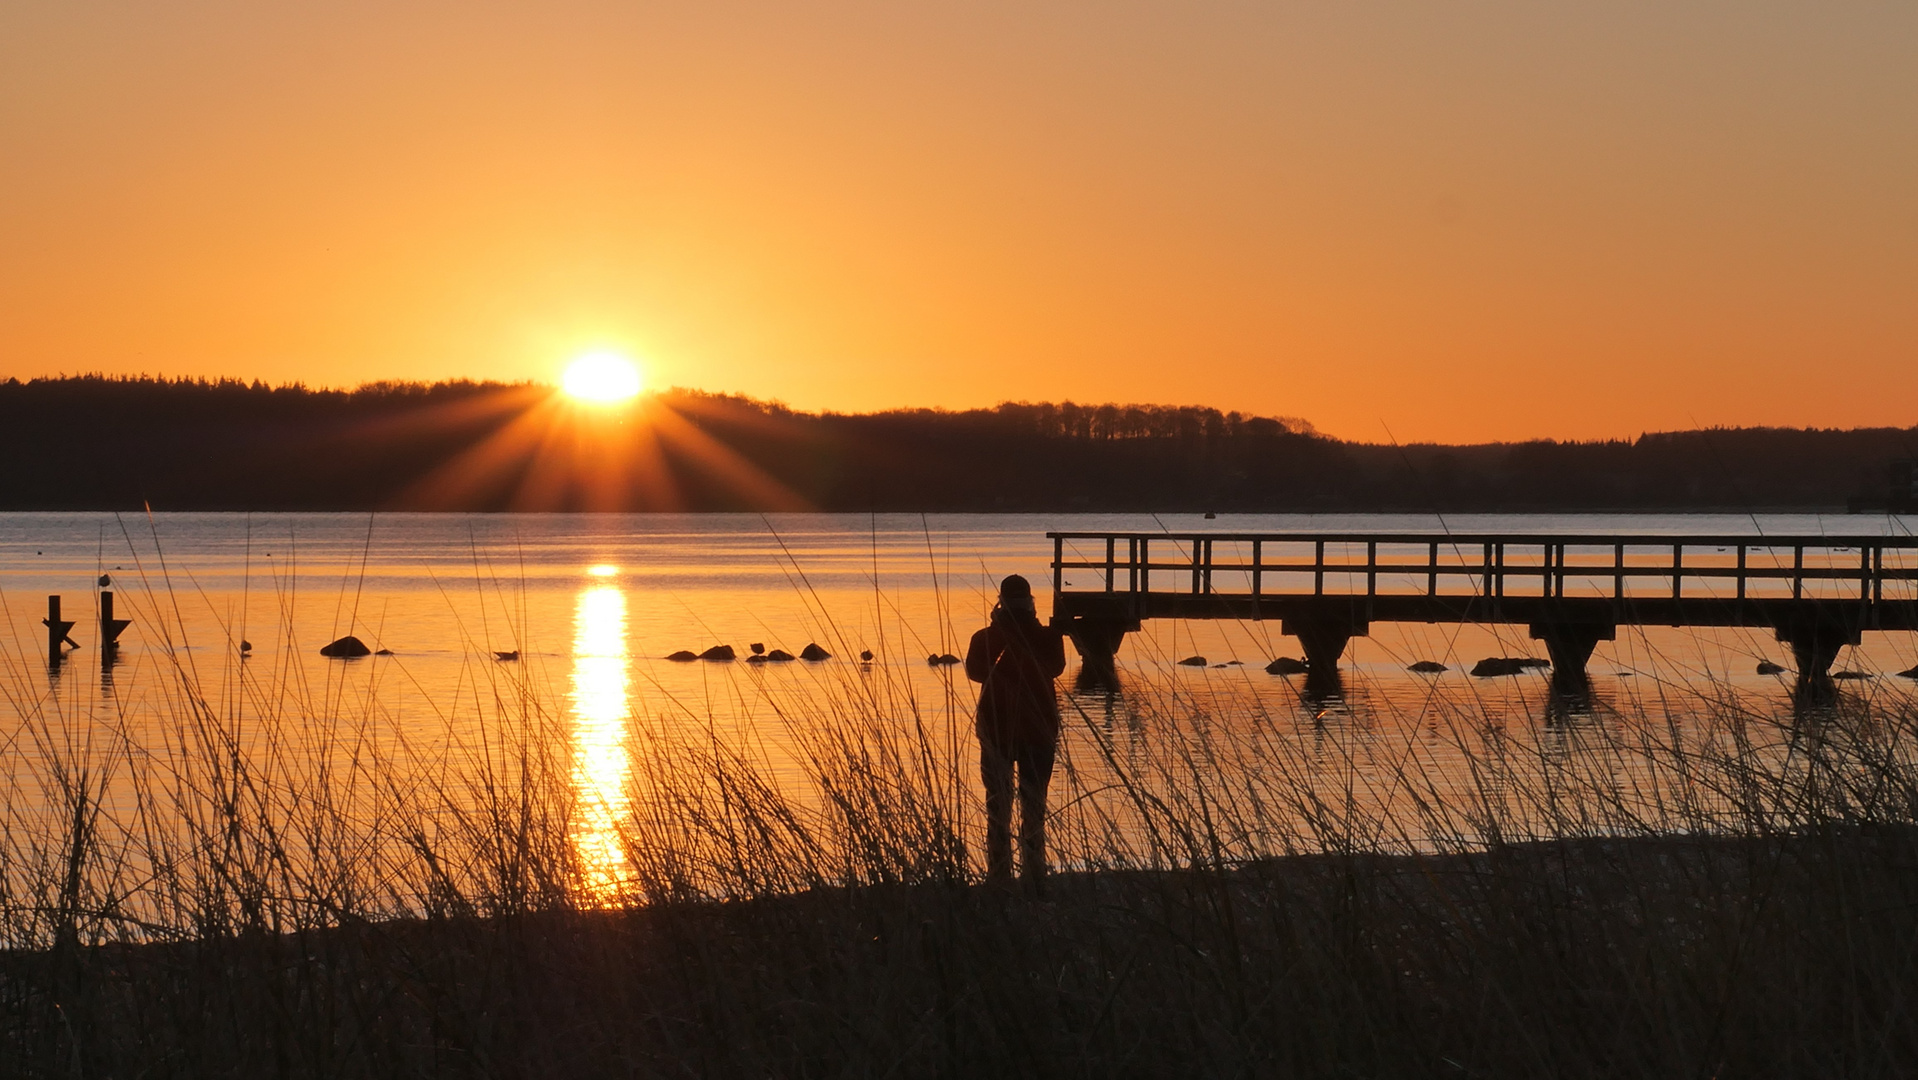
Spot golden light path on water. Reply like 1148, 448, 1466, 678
569, 574, 631, 898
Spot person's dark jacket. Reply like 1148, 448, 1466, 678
966, 610, 1067, 747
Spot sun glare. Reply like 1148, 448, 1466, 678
561, 352, 643, 403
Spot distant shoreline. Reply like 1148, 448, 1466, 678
1, 376, 1912, 514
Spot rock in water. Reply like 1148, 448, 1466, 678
665, 650, 698, 662
1896, 665, 1918, 679
1177, 656, 1208, 667
800, 643, 831, 661
1831, 670, 1873, 680
927, 653, 960, 666
1757, 660, 1788, 675
750, 642, 765, 655
1408, 660, 1448, 673
1264, 657, 1309, 675
767, 649, 796, 662
746, 654, 768, 664
698, 645, 736, 661
1471, 657, 1534, 677
860, 649, 874, 662
494, 650, 518, 661
320, 635, 371, 658
375, 648, 393, 656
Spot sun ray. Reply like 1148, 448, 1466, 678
641, 400, 814, 511
383, 383, 807, 511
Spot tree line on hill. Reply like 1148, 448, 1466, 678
0, 376, 1911, 513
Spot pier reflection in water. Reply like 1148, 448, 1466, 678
569, 572, 632, 897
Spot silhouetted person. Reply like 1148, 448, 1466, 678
966, 574, 1067, 892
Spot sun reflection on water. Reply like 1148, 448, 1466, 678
570, 583, 631, 899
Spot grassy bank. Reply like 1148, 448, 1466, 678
7, 831, 1916, 1077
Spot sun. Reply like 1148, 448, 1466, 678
561, 352, 643, 403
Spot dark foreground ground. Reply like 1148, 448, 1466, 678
6, 831, 1917, 1078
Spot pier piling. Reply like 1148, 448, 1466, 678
43, 595, 78, 658
99, 591, 131, 651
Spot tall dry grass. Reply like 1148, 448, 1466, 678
0, 578, 1915, 1077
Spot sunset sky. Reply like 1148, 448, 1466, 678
2, 1, 1913, 443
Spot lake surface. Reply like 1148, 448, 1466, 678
3, 511, 1916, 892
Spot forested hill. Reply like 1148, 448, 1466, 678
0, 376, 1912, 512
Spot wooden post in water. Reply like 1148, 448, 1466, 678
100, 591, 131, 650
43, 595, 77, 657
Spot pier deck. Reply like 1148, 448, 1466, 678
1046, 531, 1918, 688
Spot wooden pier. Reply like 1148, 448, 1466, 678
1047, 532, 1918, 689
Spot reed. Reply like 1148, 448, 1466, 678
0, 582, 1915, 1077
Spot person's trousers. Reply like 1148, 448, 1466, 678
979, 734, 1057, 888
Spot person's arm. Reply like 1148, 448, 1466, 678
964, 627, 996, 683
1040, 626, 1068, 679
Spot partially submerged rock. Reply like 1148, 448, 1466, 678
1264, 657, 1308, 675
1408, 660, 1448, 673
1831, 670, 1873, 680
320, 635, 371, 658
1898, 665, 1918, 679
665, 650, 699, 662
698, 645, 736, 661
1757, 661, 1788, 675
1471, 657, 1547, 677
1177, 656, 1208, 667
927, 653, 960, 666
767, 649, 796, 662
800, 643, 831, 661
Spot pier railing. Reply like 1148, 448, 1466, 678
1048, 532, 1918, 609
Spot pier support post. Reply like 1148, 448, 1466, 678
1058, 617, 1134, 686
1282, 615, 1369, 676
1775, 619, 1857, 694
1529, 621, 1615, 693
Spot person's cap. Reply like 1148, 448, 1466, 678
998, 574, 1033, 600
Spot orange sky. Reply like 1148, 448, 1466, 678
2, 2, 1914, 443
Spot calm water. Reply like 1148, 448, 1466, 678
4, 511, 1916, 887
